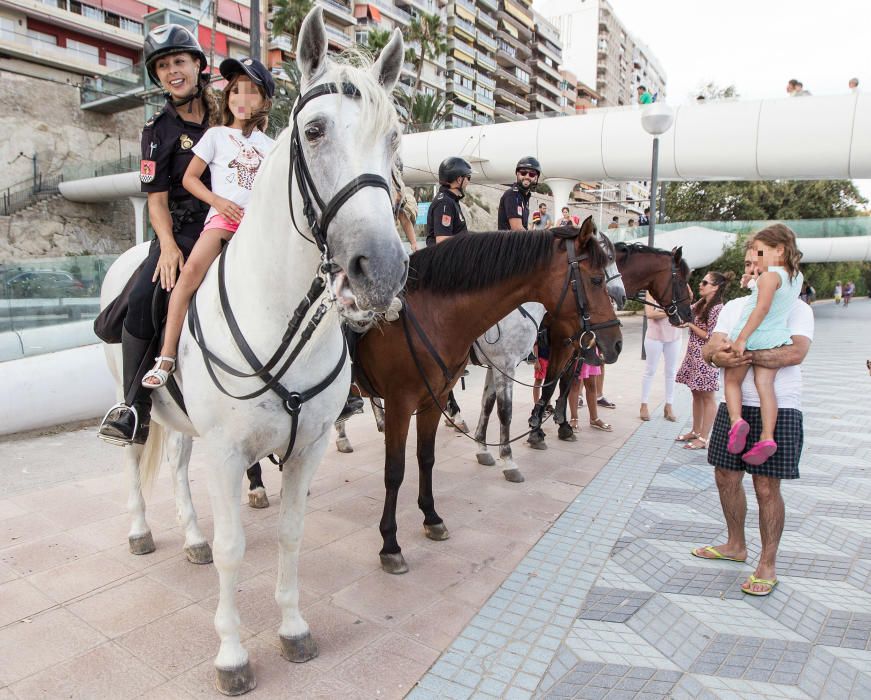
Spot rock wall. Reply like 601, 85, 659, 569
0, 70, 143, 191
461, 183, 553, 231
0, 196, 134, 261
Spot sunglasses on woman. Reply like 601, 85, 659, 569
700, 280, 715, 286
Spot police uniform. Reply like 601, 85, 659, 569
126, 99, 212, 340
425, 185, 467, 247
497, 183, 531, 230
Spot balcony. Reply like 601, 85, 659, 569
370, 0, 413, 24
476, 50, 497, 72
477, 0, 498, 12
451, 102, 475, 121
455, 0, 477, 14
449, 81, 475, 101
534, 75, 562, 101
475, 111, 494, 125
496, 50, 531, 75
496, 29, 531, 56
325, 24, 352, 46
530, 91, 561, 114
477, 11, 497, 32
536, 40, 561, 66
495, 105, 525, 122
398, 0, 440, 15
536, 58, 562, 83
450, 37, 477, 62
269, 34, 294, 52
318, 0, 357, 26
500, 1, 534, 31
476, 72, 496, 89
449, 57, 476, 79
494, 86, 529, 111
475, 91, 495, 108
476, 31, 498, 52
449, 16, 477, 41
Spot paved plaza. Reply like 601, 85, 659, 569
1, 300, 869, 698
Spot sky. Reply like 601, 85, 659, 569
598, 0, 871, 205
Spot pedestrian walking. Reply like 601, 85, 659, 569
722, 225, 803, 466
674, 270, 734, 450
639, 290, 682, 422
696, 245, 813, 596
834, 281, 842, 304
843, 280, 855, 307
497, 156, 540, 230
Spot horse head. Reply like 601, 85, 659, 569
550, 217, 623, 364
292, 7, 408, 321
669, 246, 693, 324
614, 242, 693, 326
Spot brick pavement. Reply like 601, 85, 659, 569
410, 299, 871, 699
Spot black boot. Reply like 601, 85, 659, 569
336, 393, 365, 424
99, 328, 154, 446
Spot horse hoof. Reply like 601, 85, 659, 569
476, 452, 496, 466
128, 532, 155, 555
424, 523, 450, 541
185, 542, 213, 565
336, 437, 354, 453
558, 425, 577, 441
527, 440, 547, 451
247, 488, 270, 509
380, 552, 409, 574
279, 632, 319, 663
215, 662, 256, 696
503, 468, 525, 483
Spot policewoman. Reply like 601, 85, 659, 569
425, 157, 471, 247
100, 24, 215, 445
497, 156, 541, 231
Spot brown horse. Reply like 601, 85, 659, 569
528, 241, 693, 446
353, 219, 622, 573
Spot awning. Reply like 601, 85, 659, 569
98, 0, 148, 20
353, 4, 382, 21
218, 0, 250, 29
198, 26, 228, 59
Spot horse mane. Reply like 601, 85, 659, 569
406, 229, 608, 296
615, 241, 690, 278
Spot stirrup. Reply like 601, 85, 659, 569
98, 402, 138, 446
141, 356, 177, 389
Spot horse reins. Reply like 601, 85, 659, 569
621, 245, 691, 323
187, 80, 391, 465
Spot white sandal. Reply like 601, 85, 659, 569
142, 356, 176, 389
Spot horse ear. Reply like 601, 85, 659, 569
372, 29, 404, 91
297, 7, 328, 84
672, 246, 683, 263
579, 215, 595, 242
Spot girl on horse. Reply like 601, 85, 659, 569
141, 57, 275, 389
99, 25, 217, 445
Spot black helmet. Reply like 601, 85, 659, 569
438, 157, 472, 184
144, 24, 208, 86
219, 57, 276, 98
516, 156, 541, 175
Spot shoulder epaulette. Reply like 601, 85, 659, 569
144, 107, 165, 128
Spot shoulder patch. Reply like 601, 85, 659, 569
441, 214, 452, 227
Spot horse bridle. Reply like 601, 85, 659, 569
634, 257, 691, 323
187, 80, 392, 465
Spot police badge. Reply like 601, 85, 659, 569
179, 134, 194, 150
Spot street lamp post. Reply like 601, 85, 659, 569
640, 103, 675, 359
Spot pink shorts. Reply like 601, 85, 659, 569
202, 213, 241, 234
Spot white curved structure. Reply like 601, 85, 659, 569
59, 172, 148, 244
400, 93, 871, 185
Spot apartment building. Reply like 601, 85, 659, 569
445, 0, 496, 127
528, 10, 561, 117
492, 0, 532, 122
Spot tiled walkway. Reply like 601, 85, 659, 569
411, 299, 871, 699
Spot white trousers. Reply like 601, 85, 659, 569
642, 337, 682, 404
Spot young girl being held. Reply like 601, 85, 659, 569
724, 224, 803, 465
142, 57, 275, 388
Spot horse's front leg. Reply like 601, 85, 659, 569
125, 441, 155, 554
166, 430, 212, 563
416, 404, 448, 541
207, 447, 255, 695
494, 371, 524, 482
379, 397, 413, 574
275, 436, 326, 664
335, 419, 353, 453
246, 462, 270, 509
554, 371, 576, 442
474, 367, 497, 466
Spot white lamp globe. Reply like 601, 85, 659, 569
641, 102, 675, 136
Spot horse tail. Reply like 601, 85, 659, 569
139, 420, 165, 494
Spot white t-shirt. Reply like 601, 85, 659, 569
192, 126, 275, 222
714, 297, 814, 409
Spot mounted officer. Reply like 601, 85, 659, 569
426, 156, 471, 247
99, 24, 215, 445
497, 156, 541, 231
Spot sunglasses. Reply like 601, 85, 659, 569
517, 169, 538, 177
700, 280, 715, 286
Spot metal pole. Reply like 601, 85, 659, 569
209, 0, 218, 75
647, 136, 659, 247
250, 0, 261, 60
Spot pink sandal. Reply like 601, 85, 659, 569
742, 440, 777, 466
727, 419, 750, 454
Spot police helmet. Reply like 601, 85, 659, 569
144, 24, 208, 86
438, 157, 472, 184
516, 156, 541, 175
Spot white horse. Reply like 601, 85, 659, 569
471, 231, 626, 481
100, 10, 407, 694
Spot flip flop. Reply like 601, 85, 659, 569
691, 545, 746, 563
727, 419, 750, 454
742, 574, 778, 596
742, 440, 777, 466
676, 431, 698, 442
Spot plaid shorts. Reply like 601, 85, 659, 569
707, 403, 803, 479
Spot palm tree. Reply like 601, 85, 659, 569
395, 91, 450, 133
366, 27, 417, 66
266, 61, 302, 137
270, 0, 313, 45
404, 12, 447, 95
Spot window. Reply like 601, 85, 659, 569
28, 28, 58, 46
66, 38, 99, 61
106, 51, 132, 71
81, 4, 104, 21
0, 16, 17, 41
355, 30, 369, 44
119, 17, 143, 34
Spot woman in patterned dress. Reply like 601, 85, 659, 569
675, 271, 734, 449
